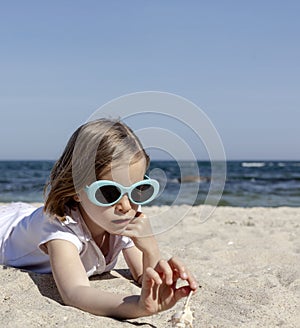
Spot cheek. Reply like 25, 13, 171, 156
79, 190, 96, 209
78, 192, 103, 215
83, 201, 105, 217
84, 201, 114, 221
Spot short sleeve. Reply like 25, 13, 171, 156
38, 217, 83, 254
121, 236, 135, 249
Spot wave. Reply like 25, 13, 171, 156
228, 176, 300, 182
1, 160, 300, 207
241, 162, 266, 168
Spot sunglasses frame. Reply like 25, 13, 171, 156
84, 175, 160, 207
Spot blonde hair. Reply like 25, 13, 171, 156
44, 118, 150, 218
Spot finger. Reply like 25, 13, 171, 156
155, 259, 173, 286
134, 211, 144, 218
126, 216, 154, 237
174, 285, 193, 302
130, 211, 145, 222
143, 267, 163, 287
168, 257, 198, 290
120, 227, 135, 238
172, 267, 181, 282
168, 256, 187, 279
122, 218, 144, 233
123, 225, 143, 238
126, 215, 146, 230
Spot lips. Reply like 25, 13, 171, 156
111, 218, 132, 225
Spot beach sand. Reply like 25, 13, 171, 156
1, 204, 300, 327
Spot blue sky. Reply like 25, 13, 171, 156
0, 1, 299, 160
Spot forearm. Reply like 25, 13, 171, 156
135, 238, 161, 285
64, 286, 149, 319
142, 240, 160, 270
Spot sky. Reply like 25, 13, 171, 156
0, 1, 299, 161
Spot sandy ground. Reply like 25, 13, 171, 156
1, 204, 300, 327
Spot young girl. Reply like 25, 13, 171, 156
0, 118, 198, 319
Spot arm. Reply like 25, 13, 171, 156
46, 240, 198, 318
46, 239, 146, 319
122, 212, 161, 284
123, 243, 160, 285
121, 213, 198, 312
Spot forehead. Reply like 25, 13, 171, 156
100, 158, 146, 185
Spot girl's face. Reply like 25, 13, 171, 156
77, 158, 146, 236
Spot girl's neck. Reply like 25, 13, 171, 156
93, 231, 110, 254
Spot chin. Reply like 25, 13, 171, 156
107, 226, 127, 235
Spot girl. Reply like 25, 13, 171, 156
0, 118, 198, 319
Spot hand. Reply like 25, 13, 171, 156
138, 257, 198, 315
122, 212, 156, 253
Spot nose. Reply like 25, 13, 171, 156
115, 194, 132, 213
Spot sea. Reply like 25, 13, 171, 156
0, 160, 299, 207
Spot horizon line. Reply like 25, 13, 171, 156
0, 158, 300, 162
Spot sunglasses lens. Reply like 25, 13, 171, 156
95, 185, 121, 205
131, 184, 155, 203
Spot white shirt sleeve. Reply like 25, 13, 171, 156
121, 235, 135, 249
38, 216, 83, 254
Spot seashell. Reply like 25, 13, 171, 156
170, 290, 194, 327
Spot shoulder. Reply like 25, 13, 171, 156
38, 206, 85, 254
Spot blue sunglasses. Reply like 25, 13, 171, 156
84, 176, 159, 207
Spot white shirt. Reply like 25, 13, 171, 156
0, 202, 134, 277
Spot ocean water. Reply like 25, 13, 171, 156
0, 160, 299, 207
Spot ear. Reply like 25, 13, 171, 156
73, 194, 80, 202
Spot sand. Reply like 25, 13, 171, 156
1, 204, 300, 327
